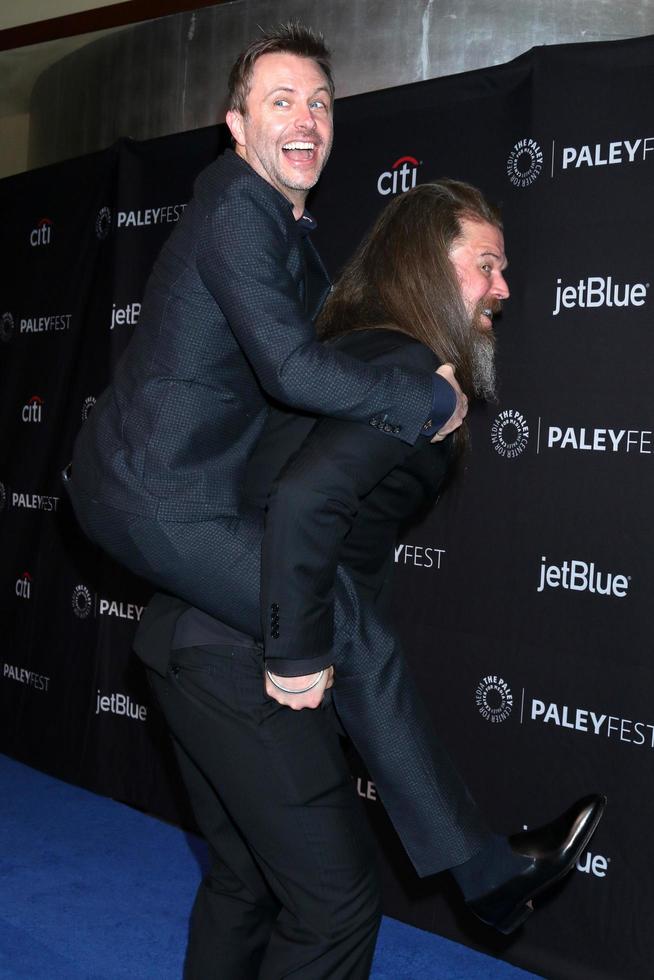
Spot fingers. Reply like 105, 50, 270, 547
432, 364, 468, 442
265, 666, 334, 709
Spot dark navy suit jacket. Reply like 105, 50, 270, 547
71, 150, 435, 522
245, 329, 452, 675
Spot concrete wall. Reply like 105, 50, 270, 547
7, 0, 654, 174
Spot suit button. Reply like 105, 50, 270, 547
393, 426, 401, 434
369, 417, 379, 427
383, 423, 392, 432
271, 603, 279, 612
271, 629, 280, 639
423, 418, 433, 431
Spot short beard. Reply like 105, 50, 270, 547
470, 327, 497, 401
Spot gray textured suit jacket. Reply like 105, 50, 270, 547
71, 150, 435, 522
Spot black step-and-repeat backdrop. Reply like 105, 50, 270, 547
2, 34, 653, 979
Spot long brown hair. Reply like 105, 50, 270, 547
317, 180, 501, 399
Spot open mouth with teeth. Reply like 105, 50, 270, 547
282, 140, 318, 163
477, 300, 502, 329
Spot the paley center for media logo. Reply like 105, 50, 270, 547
492, 409, 654, 459
506, 138, 544, 188
508, 134, 654, 186
476, 675, 513, 723
377, 155, 421, 196
488, 671, 654, 753
491, 409, 530, 458
71, 584, 144, 622
2, 485, 60, 513
1, 312, 14, 343
115, 203, 187, 229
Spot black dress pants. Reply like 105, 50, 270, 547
67, 482, 488, 878
148, 642, 381, 980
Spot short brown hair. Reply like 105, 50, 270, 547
227, 22, 334, 115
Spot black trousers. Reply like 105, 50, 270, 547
67, 481, 488, 878
148, 642, 381, 980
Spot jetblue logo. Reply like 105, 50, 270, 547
576, 850, 609, 878
95, 690, 147, 721
552, 276, 648, 315
537, 556, 629, 598
110, 302, 141, 330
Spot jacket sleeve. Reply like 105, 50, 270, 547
195, 180, 444, 445
261, 341, 441, 676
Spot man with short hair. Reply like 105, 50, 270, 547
67, 24, 603, 979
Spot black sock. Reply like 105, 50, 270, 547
450, 833, 534, 901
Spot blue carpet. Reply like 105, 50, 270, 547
0, 754, 539, 978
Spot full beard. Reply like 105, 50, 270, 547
469, 302, 498, 401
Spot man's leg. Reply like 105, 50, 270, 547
70, 484, 487, 868
149, 644, 381, 980
166, 735, 281, 980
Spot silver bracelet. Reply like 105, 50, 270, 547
266, 669, 324, 694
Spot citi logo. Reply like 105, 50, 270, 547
561, 137, 653, 170
576, 850, 609, 878
16, 571, 32, 599
537, 556, 629, 598
552, 276, 648, 315
110, 302, 141, 330
116, 203, 186, 229
377, 156, 420, 196
22, 395, 44, 423
30, 217, 52, 246
95, 690, 147, 721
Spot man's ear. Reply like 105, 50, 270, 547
226, 109, 245, 148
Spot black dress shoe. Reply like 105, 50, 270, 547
468, 794, 607, 934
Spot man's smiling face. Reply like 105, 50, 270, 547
449, 218, 509, 332
227, 52, 334, 215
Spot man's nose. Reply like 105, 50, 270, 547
493, 272, 510, 300
294, 106, 318, 129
